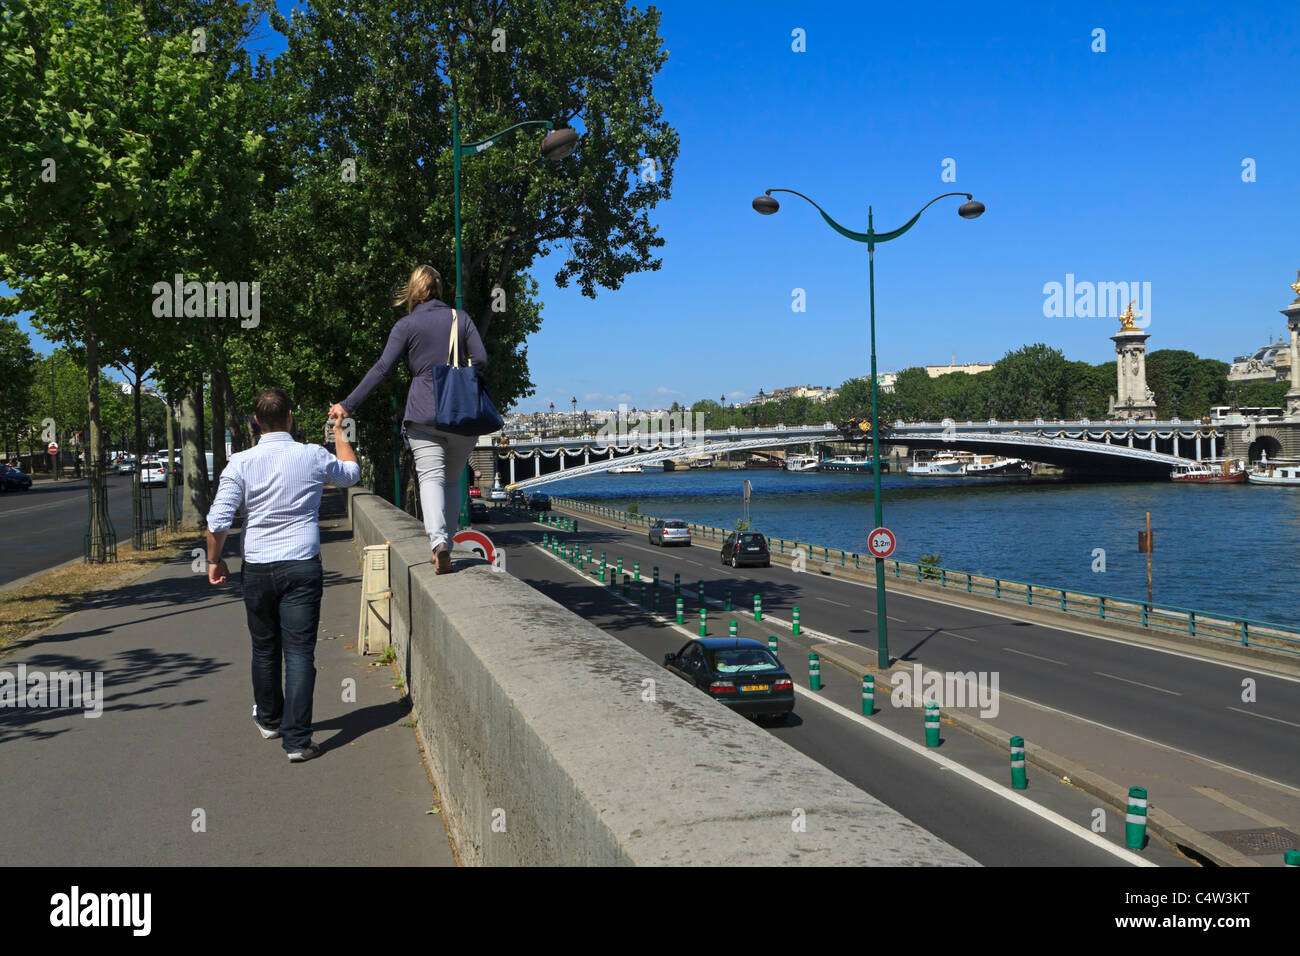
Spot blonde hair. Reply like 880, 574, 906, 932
393, 264, 443, 312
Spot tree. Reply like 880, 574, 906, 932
0, 319, 35, 460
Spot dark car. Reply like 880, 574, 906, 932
0, 464, 32, 492
721, 531, 770, 568
663, 638, 794, 722
529, 493, 551, 511
469, 500, 490, 523
508, 489, 529, 508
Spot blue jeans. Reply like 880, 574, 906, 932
241, 556, 323, 751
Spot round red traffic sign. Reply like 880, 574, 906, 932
47, 442, 59, 455
867, 527, 896, 559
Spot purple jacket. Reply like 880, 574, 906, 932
341, 299, 488, 428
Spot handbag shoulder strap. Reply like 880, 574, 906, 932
447, 308, 461, 367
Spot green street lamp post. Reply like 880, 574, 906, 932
449, 98, 577, 526
752, 189, 984, 667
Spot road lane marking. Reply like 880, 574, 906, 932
1003, 647, 1067, 665
529, 537, 1156, 866
942, 631, 978, 643
1226, 706, 1300, 729
791, 687, 1157, 866
1094, 671, 1181, 695
817, 597, 849, 607
685, 559, 704, 567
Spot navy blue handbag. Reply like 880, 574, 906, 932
431, 310, 503, 436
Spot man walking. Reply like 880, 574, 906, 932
206, 388, 360, 762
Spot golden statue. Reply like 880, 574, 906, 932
1118, 300, 1142, 332
1290, 269, 1300, 302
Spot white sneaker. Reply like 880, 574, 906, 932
253, 705, 281, 739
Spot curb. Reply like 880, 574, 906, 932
811, 642, 1259, 868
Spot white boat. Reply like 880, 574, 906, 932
607, 464, 643, 474
688, 458, 714, 470
906, 451, 968, 476
785, 455, 819, 472
1247, 463, 1300, 485
820, 455, 885, 473
963, 454, 1032, 477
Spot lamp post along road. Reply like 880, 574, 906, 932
753, 189, 984, 668
450, 98, 577, 526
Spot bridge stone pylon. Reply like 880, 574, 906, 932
1109, 302, 1158, 421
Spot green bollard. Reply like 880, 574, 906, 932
726, 589, 732, 612
861, 674, 874, 715
673, 572, 680, 596
634, 560, 640, 582
728, 621, 737, 638
638, 580, 645, 606
753, 593, 762, 622
622, 574, 629, 597
1285, 850, 1300, 867
600, 551, 606, 565
541, 532, 549, 548
1010, 736, 1028, 789
924, 699, 941, 747
617, 557, 623, 576
768, 635, 778, 655
599, 565, 605, 584
676, 598, 684, 625
1125, 787, 1148, 850
586, 547, 592, 563
653, 566, 659, 589
698, 608, 707, 637
809, 652, 821, 691
792, 606, 800, 636
652, 584, 660, 611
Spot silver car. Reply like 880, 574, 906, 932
649, 519, 692, 547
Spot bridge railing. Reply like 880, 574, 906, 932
546, 497, 1300, 658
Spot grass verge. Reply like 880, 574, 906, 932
0, 529, 195, 655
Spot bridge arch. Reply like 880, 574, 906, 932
1248, 436, 1283, 463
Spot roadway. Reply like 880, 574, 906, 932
482, 508, 1197, 866
520, 508, 1300, 789
0, 473, 173, 586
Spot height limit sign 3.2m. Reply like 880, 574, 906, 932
867, 527, 896, 560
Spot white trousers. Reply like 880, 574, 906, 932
406, 423, 476, 551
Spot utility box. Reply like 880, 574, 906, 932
357, 542, 392, 655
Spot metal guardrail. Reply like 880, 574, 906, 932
547, 497, 1300, 657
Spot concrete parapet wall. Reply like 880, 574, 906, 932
349, 489, 973, 866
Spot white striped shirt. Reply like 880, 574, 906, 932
206, 432, 361, 563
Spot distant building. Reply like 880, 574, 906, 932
1228, 334, 1292, 383
750, 384, 837, 404
924, 361, 993, 378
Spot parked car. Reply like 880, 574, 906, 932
663, 638, 794, 722
0, 464, 32, 492
468, 485, 482, 498
528, 493, 551, 511
469, 500, 490, 523
721, 531, 771, 568
488, 486, 507, 502
648, 518, 692, 547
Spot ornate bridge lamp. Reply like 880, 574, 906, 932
450, 101, 578, 526
752, 190, 984, 667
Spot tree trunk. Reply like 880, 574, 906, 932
85, 329, 110, 562
179, 382, 211, 529
210, 362, 229, 476
165, 395, 178, 530
222, 367, 251, 453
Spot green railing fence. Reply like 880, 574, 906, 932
543, 496, 1300, 657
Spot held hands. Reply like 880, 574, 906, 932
328, 403, 348, 427
208, 560, 229, 586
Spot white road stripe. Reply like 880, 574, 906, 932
528, 537, 1158, 865
1003, 647, 1068, 666
1226, 706, 1300, 730
942, 631, 978, 643
818, 597, 849, 607
1094, 671, 1181, 696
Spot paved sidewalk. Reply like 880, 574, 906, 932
0, 495, 456, 866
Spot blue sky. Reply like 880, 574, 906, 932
12, 1, 1300, 413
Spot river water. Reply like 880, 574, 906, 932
536, 467, 1299, 627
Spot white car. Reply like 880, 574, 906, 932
116, 457, 136, 474
489, 486, 507, 501
140, 457, 170, 486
